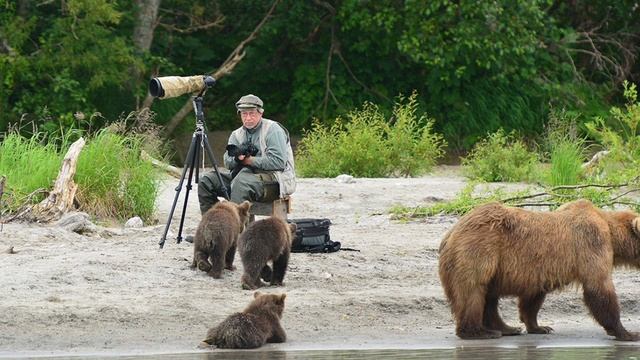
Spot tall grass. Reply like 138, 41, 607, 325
0, 132, 62, 210
76, 129, 158, 221
543, 108, 585, 186
1, 123, 160, 222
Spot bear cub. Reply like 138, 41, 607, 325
238, 216, 296, 290
191, 200, 251, 278
202, 291, 287, 349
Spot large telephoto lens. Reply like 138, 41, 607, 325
149, 78, 165, 98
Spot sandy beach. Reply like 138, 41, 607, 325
2, 166, 640, 357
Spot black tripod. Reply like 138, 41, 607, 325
159, 91, 229, 249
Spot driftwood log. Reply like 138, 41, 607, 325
30, 137, 86, 222
141, 150, 181, 178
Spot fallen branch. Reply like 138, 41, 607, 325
141, 150, 182, 178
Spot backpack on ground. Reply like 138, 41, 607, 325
288, 218, 341, 253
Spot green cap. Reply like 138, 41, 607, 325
235, 94, 264, 110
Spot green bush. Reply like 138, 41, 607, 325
585, 81, 640, 183
462, 129, 539, 182
542, 108, 586, 186
76, 129, 158, 221
0, 132, 63, 212
296, 94, 446, 177
385, 92, 447, 177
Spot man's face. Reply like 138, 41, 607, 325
239, 108, 262, 129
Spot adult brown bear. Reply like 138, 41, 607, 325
438, 199, 640, 341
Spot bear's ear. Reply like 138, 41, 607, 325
632, 217, 640, 238
253, 291, 262, 299
238, 200, 252, 213
289, 223, 297, 233
279, 294, 287, 303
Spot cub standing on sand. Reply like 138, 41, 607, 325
191, 200, 251, 278
438, 199, 640, 341
201, 291, 287, 349
238, 216, 296, 290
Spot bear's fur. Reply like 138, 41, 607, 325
238, 216, 296, 290
191, 200, 251, 278
202, 291, 287, 349
438, 199, 640, 341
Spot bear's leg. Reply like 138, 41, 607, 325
260, 265, 273, 282
271, 251, 290, 286
483, 293, 521, 336
225, 244, 237, 271
456, 288, 502, 339
207, 245, 225, 278
194, 250, 211, 272
583, 280, 639, 341
241, 259, 266, 290
266, 322, 287, 343
519, 292, 553, 334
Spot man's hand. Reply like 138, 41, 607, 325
239, 155, 253, 166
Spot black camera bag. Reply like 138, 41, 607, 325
288, 218, 340, 253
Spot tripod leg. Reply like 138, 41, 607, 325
202, 133, 230, 200
159, 133, 199, 249
176, 133, 200, 244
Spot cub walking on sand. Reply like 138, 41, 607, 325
438, 199, 640, 341
191, 200, 251, 278
201, 291, 287, 349
238, 216, 297, 290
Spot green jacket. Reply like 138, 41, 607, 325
225, 118, 296, 197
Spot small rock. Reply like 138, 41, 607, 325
55, 212, 98, 234
125, 216, 144, 228
336, 174, 355, 184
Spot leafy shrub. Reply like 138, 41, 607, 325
542, 108, 586, 186
296, 94, 446, 177
585, 81, 640, 183
462, 129, 539, 182
385, 92, 447, 177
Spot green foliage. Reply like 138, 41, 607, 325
296, 103, 390, 178
390, 183, 494, 219
0, 124, 161, 222
542, 108, 586, 186
462, 129, 540, 182
76, 129, 159, 222
296, 95, 446, 178
585, 81, 640, 182
0, 132, 63, 212
385, 92, 447, 177
390, 179, 640, 220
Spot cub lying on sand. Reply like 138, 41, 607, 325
438, 199, 640, 341
191, 200, 251, 278
201, 291, 287, 349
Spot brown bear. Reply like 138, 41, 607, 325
238, 216, 296, 290
201, 291, 287, 349
191, 200, 251, 278
438, 199, 640, 341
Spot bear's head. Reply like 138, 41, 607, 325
247, 291, 287, 318
235, 200, 252, 230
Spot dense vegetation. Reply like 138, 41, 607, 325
2, 0, 639, 152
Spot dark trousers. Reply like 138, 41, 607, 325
197, 167, 280, 214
